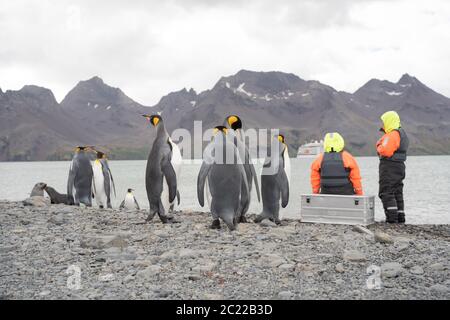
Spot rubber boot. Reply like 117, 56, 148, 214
397, 211, 405, 224
386, 209, 399, 223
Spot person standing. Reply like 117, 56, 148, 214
310, 132, 363, 195
376, 111, 409, 223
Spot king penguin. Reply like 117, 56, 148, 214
197, 126, 249, 230
142, 114, 182, 223
224, 115, 260, 222
120, 188, 140, 210
67, 146, 94, 207
254, 135, 290, 225
92, 150, 116, 209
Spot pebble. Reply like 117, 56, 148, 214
409, 266, 424, 275
429, 263, 446, 272
381, 262, 404, 278
430, 284, 448, 294
343, 250, 366, 262
374, 231, 394, 244
335, 263, 345, 273
278, 291, 294, 300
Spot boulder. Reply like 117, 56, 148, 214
381, 262, 404, 278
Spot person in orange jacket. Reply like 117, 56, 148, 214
310, 132, 363, 195
376, 111, 409, 223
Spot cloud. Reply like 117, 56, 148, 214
0, 0, 449, 105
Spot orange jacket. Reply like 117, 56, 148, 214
376, 130, 401, 158
310, 151, 363, 195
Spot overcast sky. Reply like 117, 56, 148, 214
1, 0, 449, 105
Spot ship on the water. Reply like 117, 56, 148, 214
297, 140, 324, 158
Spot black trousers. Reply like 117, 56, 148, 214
379, 160, 405, 216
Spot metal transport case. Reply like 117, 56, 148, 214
300, 194, 375, 226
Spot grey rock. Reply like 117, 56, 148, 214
192, 263, 216, 273
393, 241, 409, 252
98, 273, 115, 282
80, 234, 128, 250
429, 263, 446, 271
343, 250, 366, 262
187, 274, 202, 281
335, 263, 345, 273
278, 264, 295, 271
204, 293, 224, 300
48, 214, 66, 225
260, 220, 277, 228
136, 265, 162, 279
381, 262, 404, 278
278, 291, 294, 300
409, 266, 424, 275
374, 231, 394, 244
430, 284, 448, 294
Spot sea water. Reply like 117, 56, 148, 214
0, 156, 449, 224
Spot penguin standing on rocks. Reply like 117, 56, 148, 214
142, 114, 181, 223
119, 188, 140, 210
254, 135, 290, 225
67, 146, 94, 207
92, 150, 116, 209
197, 126, 249, 230
224, 115, 260, 222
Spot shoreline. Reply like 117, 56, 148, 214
0, 201, 448, 300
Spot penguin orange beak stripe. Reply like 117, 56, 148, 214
227, 116, 238, 127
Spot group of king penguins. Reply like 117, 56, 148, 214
142, 113, 290, 231
65, 114, 290, 231
67, 147, 140, 211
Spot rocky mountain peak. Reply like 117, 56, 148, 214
398, 73, 417, 85
214, 70, 308, 98
61, 76, 141, 110
16, 85, 59, 107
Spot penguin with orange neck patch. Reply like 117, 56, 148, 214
254, 134, 290, 225
92, 150, 116, 209
142, 114, 181, 223
67, 146, 94, 206
224, 115, 260, 223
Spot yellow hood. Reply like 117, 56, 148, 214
324, 132, 345, 153
381, 111, 401, 133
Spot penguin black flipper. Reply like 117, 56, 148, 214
101, 160, 116, 198
249, 161, 261, 202
176, 190, 181, 206
134, 197, 140, 210
277, 168, 290, 208
237, 162, 250, 220
119, 200, 125, 209
161, 157, 177, 203
67, 163, 76, 205
197, 162, 212, 207
107, 165, 116, 197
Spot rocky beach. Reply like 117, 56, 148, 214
0, 200, 448, 300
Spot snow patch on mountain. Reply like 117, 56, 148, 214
386, 91, 403, 96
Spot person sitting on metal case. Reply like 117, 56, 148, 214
310, 132, 363, 195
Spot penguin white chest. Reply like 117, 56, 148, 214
92, 161, 106, 205
124, 193, 135, 209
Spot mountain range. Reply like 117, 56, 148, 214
1, 70, 449, 161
